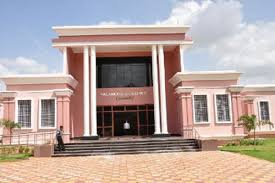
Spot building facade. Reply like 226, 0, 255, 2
0, 25, 274, 141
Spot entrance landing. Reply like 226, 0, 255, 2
54, 137, 200, 157
70, 136, 182, 143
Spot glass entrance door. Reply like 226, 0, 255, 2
97, 105, 154, 137
114, 112, 138, 136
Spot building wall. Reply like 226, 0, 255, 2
6, 91, 55, 133
68, 49, 181, 137
7, 84, 71, 91
165, 47, 181, 134
191, 88, 234, 137
0, 104, 3, 136
68, 50, 84, 137
1, 89, 71, 142
253, 95, 275, 132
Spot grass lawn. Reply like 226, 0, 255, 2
220, 138, 275, 163
0, 153, 32, 162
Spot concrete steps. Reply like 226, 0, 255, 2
53, 137, 201, 157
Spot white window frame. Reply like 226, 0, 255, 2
192, 94, 210, 124
214, 93, 233, 124
258, 100, 271, 121
39, 97, 57, 129
15, 98, 34, 130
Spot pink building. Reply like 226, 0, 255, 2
0, 25, 274, 141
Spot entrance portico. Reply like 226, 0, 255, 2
62, 44, 186, 138
51, 25, 193, 139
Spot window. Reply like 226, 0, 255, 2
40, 99, 56, 128
215, 94, 231, 122
259, 101, 270, 121
193, 95, 209, 123
17, 100, 32, 128
97, 57, 152, 88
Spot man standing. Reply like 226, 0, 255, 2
56, 126, 65, 151
123, 120, 130, 135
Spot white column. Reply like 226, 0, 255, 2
179, 45, 184, 72
63, 47, 68, 74
90, 46, 98, 136
158, 45, 168, 134
83, 46, 90, 136
152, 45, 161, 134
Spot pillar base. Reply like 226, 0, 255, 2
152, 133, 171, 138
79, 135, 99, 140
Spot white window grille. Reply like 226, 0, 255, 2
216, 94, 231, 122
40, 99, 55, 128
17, 100, 31, 128
259, 101, 270, 121
194, 95, 208, 123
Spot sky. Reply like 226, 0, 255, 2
0, 0, 275, 86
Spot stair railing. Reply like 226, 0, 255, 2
0, 131, 56, 146
182, 126, 200, 140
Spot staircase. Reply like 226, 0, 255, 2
53, 137, 201, 157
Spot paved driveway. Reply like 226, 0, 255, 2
0, 151, 275, 183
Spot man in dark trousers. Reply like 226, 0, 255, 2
56, 126, 65, 151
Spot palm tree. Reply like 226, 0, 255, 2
238, 114, 273, 144
0, 119, 21, 144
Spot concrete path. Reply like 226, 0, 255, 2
0, 151, 274, 183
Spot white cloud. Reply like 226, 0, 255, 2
0, 57, 49, 75
159, 0, 275, 84
158, 0, 242, 47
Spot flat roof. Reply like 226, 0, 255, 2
52, 24, 191, 36
0, 74, 78, 89
169, 70, 242, 86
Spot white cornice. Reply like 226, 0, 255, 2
169, 71, 242, 87
243, 84, 275, 92
227, 84, 275, 93
52, 24, 191, 36
0, 91, 17, 99
243, 96, 257, 101
175, 86, 194, 94
53, 89, 74, 97
0, 74, 78, 89
52, 40, 193, 48
227, 85, 245, 92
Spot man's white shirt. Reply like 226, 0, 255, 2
124, 121, 130, 130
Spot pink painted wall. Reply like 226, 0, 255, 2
176, 92, 193, 136
231, 92, 244, 135
181, 80, 238, 87
189, 88, 235, 137
97, 87, 153, 106
68, 48, 182, 137
7, 84, 71, 91
164, 47, 182, 134
3, 98, 15, 121
97, 52, 151, 58
253, 95, 275, 132
2, 91, 57, 135
67, 49, 84, 137
57, 96, 71, 142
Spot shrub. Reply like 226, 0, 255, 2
18, 146, 25, 153
225, 142, 238, 146
24, 147, 30, 154
240, 139, 264, 146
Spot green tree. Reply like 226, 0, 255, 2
0, 119, 21, 144
238, 114, 273, 144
